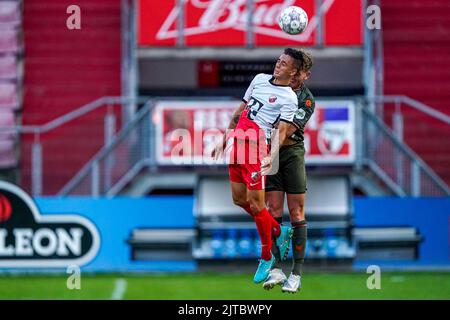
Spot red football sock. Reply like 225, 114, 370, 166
254, 208, 274, 261
243, 204, 280, 236
269, 214, 281, 238
243, 203, 254, 217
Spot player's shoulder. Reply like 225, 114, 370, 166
253, 73, 272, 82
288, 88, 298, 104
302, 86, 315, 101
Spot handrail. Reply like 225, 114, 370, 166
58, 101, 152, 196
366, 95, 450, 125
367, 161, 406, 197
363, 0, 384, 100
106, 158, 151, 197
362, 106, 450, 195
0, 96, 151, 134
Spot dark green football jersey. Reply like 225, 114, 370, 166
289, 85, 315, 145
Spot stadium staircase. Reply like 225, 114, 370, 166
382, 0, 450, 185
21, 0, 122, 194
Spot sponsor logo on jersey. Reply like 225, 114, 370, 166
269, 95, 277, 103
305, 99, 313, 108
295, 108, 306, 120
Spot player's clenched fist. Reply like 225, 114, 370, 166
260, 156, 272, 176
211, 138, 225, 160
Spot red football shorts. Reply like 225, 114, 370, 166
228, 138, 269, 190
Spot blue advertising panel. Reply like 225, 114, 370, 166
0, 181, 196, 273
353, 197, 450, 269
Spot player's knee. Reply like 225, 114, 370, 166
289, 204, 305, 221
267, 203, 283, 218
248, 199, 264, 215
232, 197, 247, 208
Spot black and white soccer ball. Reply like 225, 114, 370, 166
278, 6, 308, 35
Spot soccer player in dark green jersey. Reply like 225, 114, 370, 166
263, 49, 315, 293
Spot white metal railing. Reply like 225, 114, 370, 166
0, 96, 149, 196
2, 94, 448, 197
58, 96, 450, 198
58, 101, 153, 197
359, 103, 450, 197
363, 0, 384, 117
366, 95, 450, 137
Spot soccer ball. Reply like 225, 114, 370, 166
278, 6, 308, 35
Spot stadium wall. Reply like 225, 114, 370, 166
0, 196, 448, 273
353, 197, 450, 270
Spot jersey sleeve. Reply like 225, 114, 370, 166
280, 97, 298, 123
292, 95, 315, 129
242, 74, 262, 103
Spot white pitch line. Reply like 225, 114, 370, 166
111, 278, 127, 300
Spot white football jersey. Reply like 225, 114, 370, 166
242, 73, 298, 139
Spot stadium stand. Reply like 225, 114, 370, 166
382, 0, 450, 185
0, 29, 18, 54
0, 0, 21, 177
0, 1, 20, 27
0, 55, 17, 80
21, 0, 122, 194
0, 83, 18, 109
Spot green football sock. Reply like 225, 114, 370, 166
291, 220, 307, 276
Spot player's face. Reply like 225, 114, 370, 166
299, 70, 311, 82
273, 54, 298, 80
290, 69, 311, 89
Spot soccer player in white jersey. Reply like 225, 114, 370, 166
213, 48, 302, 284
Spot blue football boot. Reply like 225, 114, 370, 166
276, 226, 293, 261
253, 254, 275, 284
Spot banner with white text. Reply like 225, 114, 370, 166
153, 99, 356, 165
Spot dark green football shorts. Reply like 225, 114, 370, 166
265, 142, 307, 194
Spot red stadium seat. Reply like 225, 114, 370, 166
0, 55, 17, 80
0, 139, 16, 168
0, 108, 15, 132
0, 82, 18, 109
0, 108, 16, 168
0, 1, 21, 27
0, 29, 18, 53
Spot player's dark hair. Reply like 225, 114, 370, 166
284, 48, 302, 71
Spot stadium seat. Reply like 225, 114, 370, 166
0, 82, 18, 109
0, 108, 16, 168
0, 108, 15, 134
0, 1, 21, 28
383, 0, 450, 185
0, 55, 17, 80
0, 29, 18, 53
0, 138, 16, 168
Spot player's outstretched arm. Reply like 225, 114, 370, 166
211, 101, 246, 160
261, 121, 291, 175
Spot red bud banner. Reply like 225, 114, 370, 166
138, 0, 363, 46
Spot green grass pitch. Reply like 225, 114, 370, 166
0, 272, 449, 300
